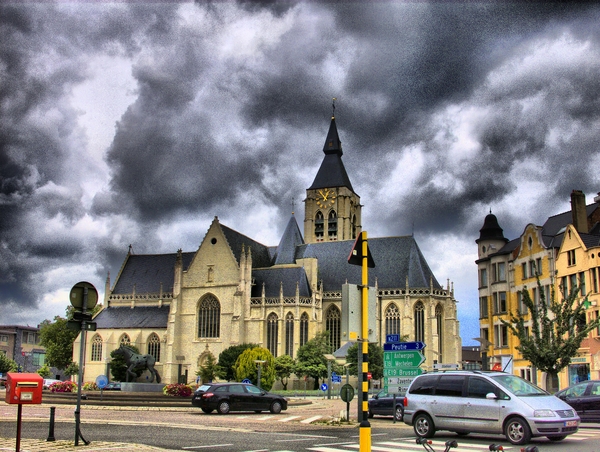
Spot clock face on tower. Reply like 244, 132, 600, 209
316, 188, 336, 209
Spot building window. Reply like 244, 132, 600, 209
480, 327, 489, 344
561, 276, 569, 299
285, 312, 294, 357
315, 211, 324, 241
493, 292, 507, 314
32, 352, 45, 367
198, 295, 220, 338
518, 291, 528, 315
91, 334, 103, 362
579, 272, 586, 296
479, 296, 488, 318
23, 332, 36, 344
0, 335, 8, 343
300, 312, 309, 347
119, 334, 131, 346
494, 324, 508, 348
435, 304, 443, 363
492, 262, 506, 282
536, 258, 542, 275
147, 333, 161, 362
352, 214, 357, 239
267, 313, 278, 357
328, 210, 337, 241
385, 303, 401, 336
568, 249, 576, 266
414, 301, 425, 343
522, 263, 528, 279
325, 305, 341, 352
591, 267, 599, 293
479, 268, 488, 287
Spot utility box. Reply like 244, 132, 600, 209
341, 283, 377, 343
5, 373, 43, 405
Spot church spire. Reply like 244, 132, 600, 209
323, 112, 343, 156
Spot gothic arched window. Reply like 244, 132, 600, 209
315, 211, 324, 241
385, 303, 401, 336
300, 312, 309, 347
328, 210, 337, 240
326, 305, 341, 351
119, 334, 131, 346
352, 214, 357, 239
198, 295, 220, 338
91, 334, 103, 362
267, 313, 278, 357
414, 301, 425, 342
285, 312, 294, 357
436, 304, 443, 363
147, 333, 161, 362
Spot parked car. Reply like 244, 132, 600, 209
102, 382, 121, 391
403, 371, 580, 445
43, 379, 61, 389
191, 382, 288, 414
368, 389, 404, 421
0, 376, 6, 387
555, 380, 600, 422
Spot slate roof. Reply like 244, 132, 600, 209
94, 306, 169, 329
541, 204, 599, 246
297, 236, 441, 290
273, 215, 304, 265
251, 267, 312, 298
112, 252, 195, 294
220, 224, 272, 268
308, 117, 354, 191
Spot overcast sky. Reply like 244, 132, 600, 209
2, 1, 600, 347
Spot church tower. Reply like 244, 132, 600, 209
304, 114, 362, 243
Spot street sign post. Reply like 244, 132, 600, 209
383, 341, 426, 351
383, 341, 426, 395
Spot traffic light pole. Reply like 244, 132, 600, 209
359, 231, 371, 452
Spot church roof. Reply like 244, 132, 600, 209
273, 214, 304, 265
251, 267, 311, 298
308, 117, 354, 191
112, 252, 195, 294
220, 224, 272, 268
94, 306, 169, 329
297, 236, 441, 290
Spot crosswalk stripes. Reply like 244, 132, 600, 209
279, 415, 302, 422
301, 415, 324, 424
308, 438, 515, 452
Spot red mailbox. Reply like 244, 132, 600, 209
5, 372, 43, 404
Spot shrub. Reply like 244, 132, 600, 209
82, 382, 98, 391
162, 383, 193, 397
50, 381, 78, 393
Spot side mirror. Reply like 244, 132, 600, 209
485, 392, 498, 400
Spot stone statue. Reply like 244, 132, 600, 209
113, 345, 161, 383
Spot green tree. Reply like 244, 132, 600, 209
196, 352, 220, 383
38, 316, 79, 370
295, 331, 333, 389
36, 364, 52, 378
110, 346, 143, 382
502, 280, 600, 392
217, 343, 259, 381
0, 353, 17, 374
274, 354, 295, 390
234, 347, 275, 391
64, 362, 79, 377
345, 342, 385, 380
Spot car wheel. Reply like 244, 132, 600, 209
270, 401, 282, 414
504, 416, 531, 445
394, 406, 403, 421
201, 408, 213, 414
413, 413, 435, 438
368, 410, 374, 418
255, 410, 262, 413
217, 401, 231, 414
547, 435, 567, 442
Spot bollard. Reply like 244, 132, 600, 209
46, 406, 56, 441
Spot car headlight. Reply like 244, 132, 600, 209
534, 409, 556, 417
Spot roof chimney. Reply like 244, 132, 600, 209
571, 190, 588, 234
594, 192, 600, 204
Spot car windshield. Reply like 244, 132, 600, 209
196, 384, 212, 392
492, 374, 548, 396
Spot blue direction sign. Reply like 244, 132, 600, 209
384, 350, 426, 367
332, 376, 342, 383
384, 341, 426, 351
384, 367, 423, 377
242, 379, 251, 384
386, 334, 400, 343
320, 383, 328, 391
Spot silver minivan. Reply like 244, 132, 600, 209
403, 371, 580, 445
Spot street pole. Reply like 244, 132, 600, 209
327, 359, 332, 400
359, 231, 371, 452
74, 288, 89, 446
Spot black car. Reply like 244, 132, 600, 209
368, 389, 404, 421
555, 380, 600, 422
103, 382, 121, 390
191, 382, 288, 414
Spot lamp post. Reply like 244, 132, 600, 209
254, 360, 266, 389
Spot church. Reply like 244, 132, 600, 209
76, 114, 462, 385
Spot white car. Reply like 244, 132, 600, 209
43, 379, 61, 389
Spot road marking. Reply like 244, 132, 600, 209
301, 415, 323, 423
183, 444, 234, 450
278, 415, 301, 422
255, 415, 274, 421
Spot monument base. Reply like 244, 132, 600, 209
120, 382, 165, 393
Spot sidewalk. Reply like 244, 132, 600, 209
0, 437, 172, 451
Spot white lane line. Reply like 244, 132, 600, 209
301, 415, 323, 423
279, 415, 301, 422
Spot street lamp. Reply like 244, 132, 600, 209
254, 360, 266, 389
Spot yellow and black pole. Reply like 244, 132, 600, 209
348, 230, 375, 452
359, 231, 371, 451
